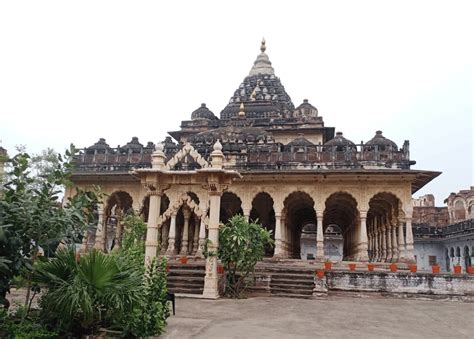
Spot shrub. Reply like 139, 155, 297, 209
214, 215, 273, 298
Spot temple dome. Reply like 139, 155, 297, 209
122, 137, 143, 152
191, 103, 217, 120
365, 130, 398, 150
324, 132, 356, 150
220, 40, 294, 120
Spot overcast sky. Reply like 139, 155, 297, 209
0, 1, 472, 205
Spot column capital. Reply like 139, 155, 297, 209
359, 210, 368, 219
315, 210, 324, 219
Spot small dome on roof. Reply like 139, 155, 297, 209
324, 132, 356, 150
191, 103, 217, 120
122, 137, 143, 152
87, 138, 112, 152
293, 99, 318, 118
365, 130, 398, 150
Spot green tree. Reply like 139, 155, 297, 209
213, 215, 273, 298
0, 146, 100, 308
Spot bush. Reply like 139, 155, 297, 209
214, 215, 273, 298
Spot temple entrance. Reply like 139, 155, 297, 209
283, 192, 316, 259
324, 192, 358, 260
250, 192, 275, 256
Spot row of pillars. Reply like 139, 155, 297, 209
368, 215, 414, 262
159, 207, 207, 256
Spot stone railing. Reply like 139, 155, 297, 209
413, 219, 474, 239
72, 142, 412, 173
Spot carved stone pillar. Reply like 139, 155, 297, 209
195, 217, 207, 258
386, 222, 392, 262
160, 222, 169, 255
145, 192, 162, 263
273, 212, 283, 257
316, 211, 324, 259
192, 217, 200, 255
373, 230, 379, 262
405, 217, 415, 262
166, 213, 177, 255
391, 221, 399, 262
180, 207, 191, 255
94, 203, 105, 251
381, 226, 387, 262
397, 219, 406, 261
356, 211, 369, 261
203, 191, 221, 299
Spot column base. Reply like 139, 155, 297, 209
179, 241, 189, 255
166, 239, 176, 256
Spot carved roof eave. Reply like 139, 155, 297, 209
232, 169, 441, 194
132, 168, 242, 185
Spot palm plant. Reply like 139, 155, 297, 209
34, 248, 142, 335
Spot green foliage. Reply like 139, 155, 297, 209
116, 212, 147, 270
0, 307, 58, 339
0, 146, 101, 307
34, 248, 143, 336
117, 258, 169, 338
216, 215, 273, 298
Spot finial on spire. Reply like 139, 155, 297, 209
260, 38, 266, 53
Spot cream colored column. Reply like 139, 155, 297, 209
145, 192, 162, 263
192, 217, 200, 255
281, 213, 288, 257
203, 192, 221, 299
273, 212, 283, 257
391, 221, 399, 262
405, 216, 415, 262
381, 225, 387, 262
180, 207, 191, 255
94, 203, 105, 251
386, 222, 392, 262
160, 222, 169, 255
166, 213, 177, 255
316, 211, 325, 259
397, 220, 406, 261
357, 211, 369, 261
195, 217, 207, 258
373, 229, 379, 262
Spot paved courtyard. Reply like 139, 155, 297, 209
163, 296, 473, 338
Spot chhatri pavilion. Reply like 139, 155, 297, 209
68, 40, 440, 298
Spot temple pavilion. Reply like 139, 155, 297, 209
68, 40, 440, 298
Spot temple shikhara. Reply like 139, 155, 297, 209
68, 40, 447, 298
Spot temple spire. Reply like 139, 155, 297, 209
249, 38, 274, 76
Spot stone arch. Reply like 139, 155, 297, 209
220, 191, 243, 224
250, 192, 275, 256
283, 191, 316, 258
104, 191, 134, 252
324, 192, 359, 260
165, 143, 210, 170
160, 192, 205, 226
454, 199, 466, 220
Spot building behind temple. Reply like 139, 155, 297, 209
413, 187, 474, 272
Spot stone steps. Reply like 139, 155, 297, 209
166, 262, 205, 296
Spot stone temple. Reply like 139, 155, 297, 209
68, 40, 445, 298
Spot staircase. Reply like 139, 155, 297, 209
166, 261, 205, 295
255, 262, 316, 299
